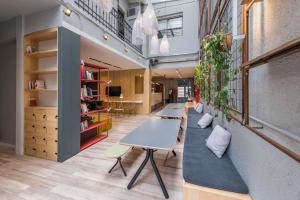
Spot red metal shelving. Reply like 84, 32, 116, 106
80, 134, 108, 151
80, 108, 110, 116
80, 121, 108, 134
80, 79, 108, 83
80, 61, 110, 151
81, 95, 101, 99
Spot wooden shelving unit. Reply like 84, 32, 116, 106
27, 69, 58, 74
27, 49, 58, 58
80, 62, 112, 151
24, 27, 81, 162
24, 28, 59, 161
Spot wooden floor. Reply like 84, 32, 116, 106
0, 113, 185, 200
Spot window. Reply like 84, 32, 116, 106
158, 13, 183, 39
220, 0, 243, 113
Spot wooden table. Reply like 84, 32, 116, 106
120, 118, 181, 199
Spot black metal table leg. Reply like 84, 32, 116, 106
172, 150, 176, 157
108, 160, 119, 173
127, 149, 150, 189
149, 149, 169, 199
119, 158, 127, 176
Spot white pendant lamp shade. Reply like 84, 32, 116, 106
142, 0, 159, 35
160, 34, 170, 54
98, 0, 113, 12
132, 11, 145, 45
150, 34, 159, 55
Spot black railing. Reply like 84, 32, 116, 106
74, 0, 142, 54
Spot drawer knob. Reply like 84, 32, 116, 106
43, 138, 46, 141
43, 115, 47, 118
55, 128, 58, 130
55, 140, 58, 143
32, 125, 35, 128
43, 126, 46, 129
32, 136, 35, 139
55, 152, 58, 155
32, 148, 36, 151
55, 115, 58, 119
32, 113, 35, 117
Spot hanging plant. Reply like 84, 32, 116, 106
201, 31, 237, 121
194, 62, 210, 102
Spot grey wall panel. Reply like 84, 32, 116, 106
0, 40, 16, 145
58, 27, 81, 162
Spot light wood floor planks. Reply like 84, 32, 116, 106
0, 114, 186, 200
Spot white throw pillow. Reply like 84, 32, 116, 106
195, 103, 203, 113
206, 125, 232, 158
198, 113, 213, 128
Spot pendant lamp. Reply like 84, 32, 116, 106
150, 34, 159, 55
132, 10, 145, 45
160, 34, 170, 54
98, 0, 113, 12
142, 0, 159, 35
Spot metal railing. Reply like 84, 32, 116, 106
74, 0, 143, 54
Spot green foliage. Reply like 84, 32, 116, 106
199, 31, 237, 121
194, 63, 205, 98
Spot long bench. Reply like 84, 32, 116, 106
182, 108, 252, 200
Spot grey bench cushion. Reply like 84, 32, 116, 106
187, 108, 211, 129
183, 113, 249, 194
188, 107, 201, 115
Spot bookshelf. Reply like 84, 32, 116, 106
24, 27, 81, 162
80, 62, 112, 151
24, 28, 58, 161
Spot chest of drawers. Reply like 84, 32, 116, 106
24, 107, 58, 161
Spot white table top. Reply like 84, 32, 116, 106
120, 117, 181, 151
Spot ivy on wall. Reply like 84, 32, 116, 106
194, 32, 238, 121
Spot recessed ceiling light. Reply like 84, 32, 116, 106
103, 33, 109, 40
63, 8, 72, 16
124, 47, 129, 53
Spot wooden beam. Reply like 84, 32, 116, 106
245, 125, 300, 163
242, 36, 300, 70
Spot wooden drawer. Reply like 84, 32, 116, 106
45, 122, 58, 134
46, 150, 58, 161
25, 121, 36, 133
45, 110, 58, 123
36, 136, 47, 146
36, 145, 47, 159
45, 140, 58, 152
35, 109, 58, 123
35, 123, 47, 136
25, 145, 37, 156
25, 110, 36, 121
25, 132, 36, 146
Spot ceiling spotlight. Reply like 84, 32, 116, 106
124, 47, 129, 53
103, 33, 109, 40
63, 8, 72, 16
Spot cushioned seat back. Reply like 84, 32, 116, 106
183, 113, 249, 194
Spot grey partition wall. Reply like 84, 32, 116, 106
58, 27, 81, 162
